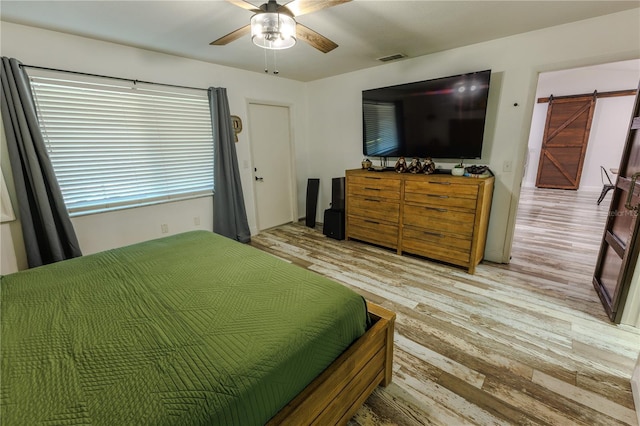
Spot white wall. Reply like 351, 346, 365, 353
0, 21, 309, 273
522, 60, 640, 190
0, 110, 27, 273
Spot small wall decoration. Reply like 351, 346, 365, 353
231, 115, 243, 142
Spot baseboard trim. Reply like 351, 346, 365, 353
632, 353, 640, 425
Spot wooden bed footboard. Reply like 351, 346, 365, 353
268, 302, 396, 425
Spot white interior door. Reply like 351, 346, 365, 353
248, 103, 295, 231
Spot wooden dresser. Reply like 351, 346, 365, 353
345, 169, 494, 274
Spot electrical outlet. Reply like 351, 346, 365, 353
193, 216, 200, 226
503, 160, 513, 172
161, 224, 169, 234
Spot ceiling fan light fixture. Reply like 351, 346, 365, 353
251, 12, 297, 50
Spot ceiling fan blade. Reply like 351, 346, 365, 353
281, 0, 351, 17
210, 24, 251, 45
226, 0, 261, 12
296, 23, 338, 53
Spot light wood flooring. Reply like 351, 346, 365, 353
251, 187, 640, 425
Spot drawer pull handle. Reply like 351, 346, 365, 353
423, 231, 444, 238
364, 219, 380, 224
365, 177, 381, 180
427, 194, 449, 199
429, 181, 451, 185
364, 187, 381, 191
364, 198, 380, 202
425, 207, 448, 213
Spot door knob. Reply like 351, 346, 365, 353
255, 176, 264, 182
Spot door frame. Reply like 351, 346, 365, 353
592, 88, 640, 323
246, 100, 298, 231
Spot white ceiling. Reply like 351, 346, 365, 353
1, 1, 638, 82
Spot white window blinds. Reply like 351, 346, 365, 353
29, 70, 214, 215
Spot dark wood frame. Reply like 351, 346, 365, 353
592, 83, 640, 323
268, 303, 396, 425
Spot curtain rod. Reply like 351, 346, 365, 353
20, 64, 207, 92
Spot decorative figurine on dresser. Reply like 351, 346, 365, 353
394, 156, 408, 173
422, 157, 436, 174
407, 157, 422, 173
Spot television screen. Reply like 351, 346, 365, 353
362, 70, 491, 159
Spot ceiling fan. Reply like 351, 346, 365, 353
210, 0, 351, 53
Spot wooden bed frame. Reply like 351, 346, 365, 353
268, 302, 396, 425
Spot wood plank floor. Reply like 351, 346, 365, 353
251, 187, 640, 425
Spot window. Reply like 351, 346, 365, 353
29, 70, 214, 216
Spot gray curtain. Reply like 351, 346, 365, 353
0, 57, 82, 267
208, 87, 251, 243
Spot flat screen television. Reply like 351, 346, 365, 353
362, 70, 491, 159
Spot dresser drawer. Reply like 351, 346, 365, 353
404, 191, 477, 210
347, 197, 400, 223
348, 176, 401, 200
402, 227, 471, 264
347, 215, 399, 249
403, 204, 475, 236
405, 180, 478, 199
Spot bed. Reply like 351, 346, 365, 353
1, 230, 395, 425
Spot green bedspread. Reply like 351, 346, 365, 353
1, 231, 368, 425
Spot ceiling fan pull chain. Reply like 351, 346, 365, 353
273, 50, 279, 75
264, 47, 268, 73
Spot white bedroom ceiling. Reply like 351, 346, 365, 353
1, 1, 638, 82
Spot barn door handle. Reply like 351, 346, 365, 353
625, 172, 640, 211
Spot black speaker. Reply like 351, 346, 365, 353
305, 178, 320, 228
331, 177, 345, 211
323, 209, 345, 240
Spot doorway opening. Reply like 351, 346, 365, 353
509, 59, 640, 320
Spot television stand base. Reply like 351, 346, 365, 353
433, 168, 452, 174
368, 166, 395, 172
